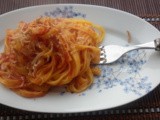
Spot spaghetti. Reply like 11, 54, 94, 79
0, 17, 105, 97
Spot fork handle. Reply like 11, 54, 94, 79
136, 41, 155, 49
134, 38, 160, 51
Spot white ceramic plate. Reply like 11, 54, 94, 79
0, 4, 160, 113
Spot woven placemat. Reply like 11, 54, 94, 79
0, 85, 160, 119
0, 0, 160, 15
0, 0, 160, 120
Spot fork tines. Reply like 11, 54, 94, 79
99, 46, 107, 64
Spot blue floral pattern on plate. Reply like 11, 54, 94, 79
90, 50, 151, 96
44, 6, 86, 18
43, 6, 152, 96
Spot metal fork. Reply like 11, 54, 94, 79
99, 38, 160, 64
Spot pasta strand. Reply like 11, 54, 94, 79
0, 17, 105, 97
